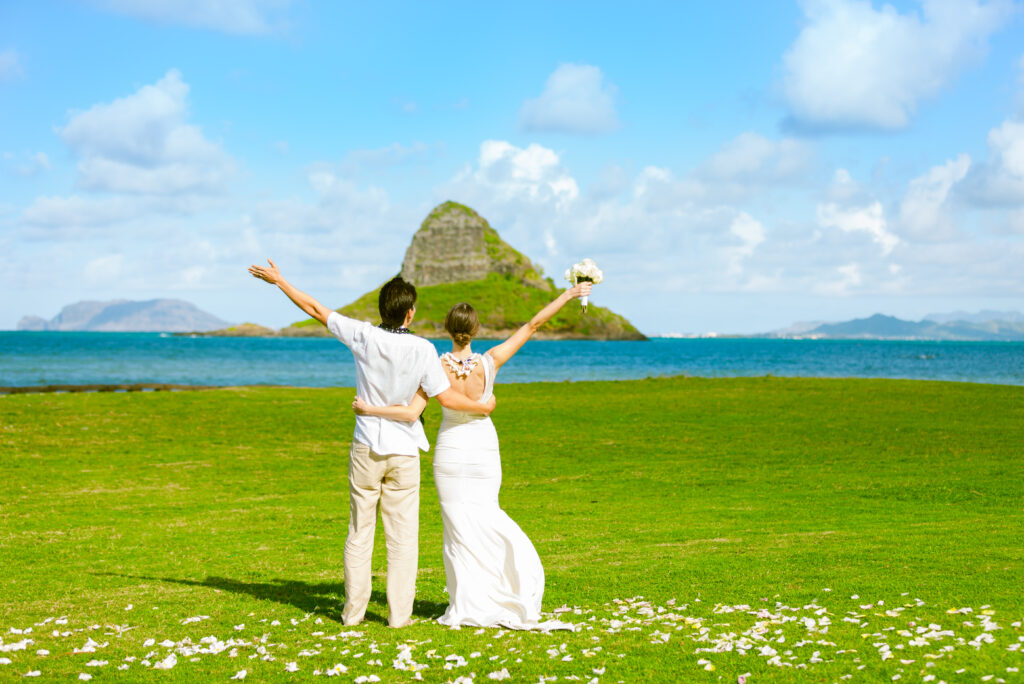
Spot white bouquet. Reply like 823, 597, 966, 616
565, 258, 604, 312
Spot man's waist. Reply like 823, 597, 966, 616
353, 417, 426, 455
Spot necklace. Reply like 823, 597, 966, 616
441, 352, 479, 378
378, 324, 412, 334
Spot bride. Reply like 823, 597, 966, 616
352, 282, 591, 629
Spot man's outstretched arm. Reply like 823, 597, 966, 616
249, 259, 333, 326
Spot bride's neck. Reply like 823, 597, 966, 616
450, 341, 472, 357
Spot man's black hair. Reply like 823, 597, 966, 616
378, 276, 417, 328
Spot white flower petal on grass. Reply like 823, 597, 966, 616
159, 640, 175, 648
125, 605, 133, 611
0, 640, 32, 653
84, 660, 107, 667
488, 668, 512, 680
181, 616, 209, 625
152, 654, 177, 670
34, 650, 48, 656
78, 675, 92, 681
231, 669, 247, 679
23, 671, 41, 677
0, 658, 11, 665
143, 639, 155, 647
285, 662, 299, 672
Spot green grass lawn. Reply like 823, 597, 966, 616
1, 377, 1022, 682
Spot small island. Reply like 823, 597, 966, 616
199, 201, 646, 341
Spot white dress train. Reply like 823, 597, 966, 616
433, 352, 570, 630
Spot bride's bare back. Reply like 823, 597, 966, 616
440, 353, 488, 402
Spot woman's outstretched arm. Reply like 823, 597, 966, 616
353, 389, 429, 422
486, 282, 592, 370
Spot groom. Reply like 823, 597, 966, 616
249, 259, 495, 627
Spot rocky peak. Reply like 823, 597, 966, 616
400, 201, 550, 289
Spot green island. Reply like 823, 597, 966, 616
207, 201, 645, 340
291, 271, 642, 340
2, 376, 1022, 681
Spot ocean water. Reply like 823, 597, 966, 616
2, 332, 1024, 388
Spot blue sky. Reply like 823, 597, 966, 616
3, 0, 1024, 334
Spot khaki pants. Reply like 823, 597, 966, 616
341, 441, 420, 627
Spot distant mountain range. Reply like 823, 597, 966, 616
18, 299, 230, 332
768, 312, 1024, 341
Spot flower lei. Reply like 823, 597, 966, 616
441, 352, 479, 379
378, 324, 412, 335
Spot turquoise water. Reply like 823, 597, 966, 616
2, 332, 1023, 387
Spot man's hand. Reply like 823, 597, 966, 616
247, 258, 332, 325
249, 258, 282, 285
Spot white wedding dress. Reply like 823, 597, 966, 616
433, 352, 570, 630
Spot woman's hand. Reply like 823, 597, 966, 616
566, 282, 593, 299
352, 395, 370, 415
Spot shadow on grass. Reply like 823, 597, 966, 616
96, 573, 448, 626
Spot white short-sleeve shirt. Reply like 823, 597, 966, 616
327, 312, 450, 456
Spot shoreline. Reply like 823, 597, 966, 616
0, 383, 227, 395
4, 375, 1024, 394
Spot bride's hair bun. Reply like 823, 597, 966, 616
445, 302, 479, 346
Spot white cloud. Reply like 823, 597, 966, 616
519, 63, 619, 135
989, 119, 1024, 177
823, 168, 867, 204
726, 212, 767, 275
306, 168, 390, 215
587, 164, 630, 200
963, 119, 1024, 205
782, 0, 1012, 130
97, 0, 291, 35
817, 201, 900, 255
83, 254, 124, 285
815, 262, 863, 296
699, 132, 812, 182
6, 151, 50, 177
625, 132, 814, 206
21, 195, 139, 229
0, 48, 22, 82
450, 140, 580, 210
898, 153, 970, 240
57, 70, 233, 195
